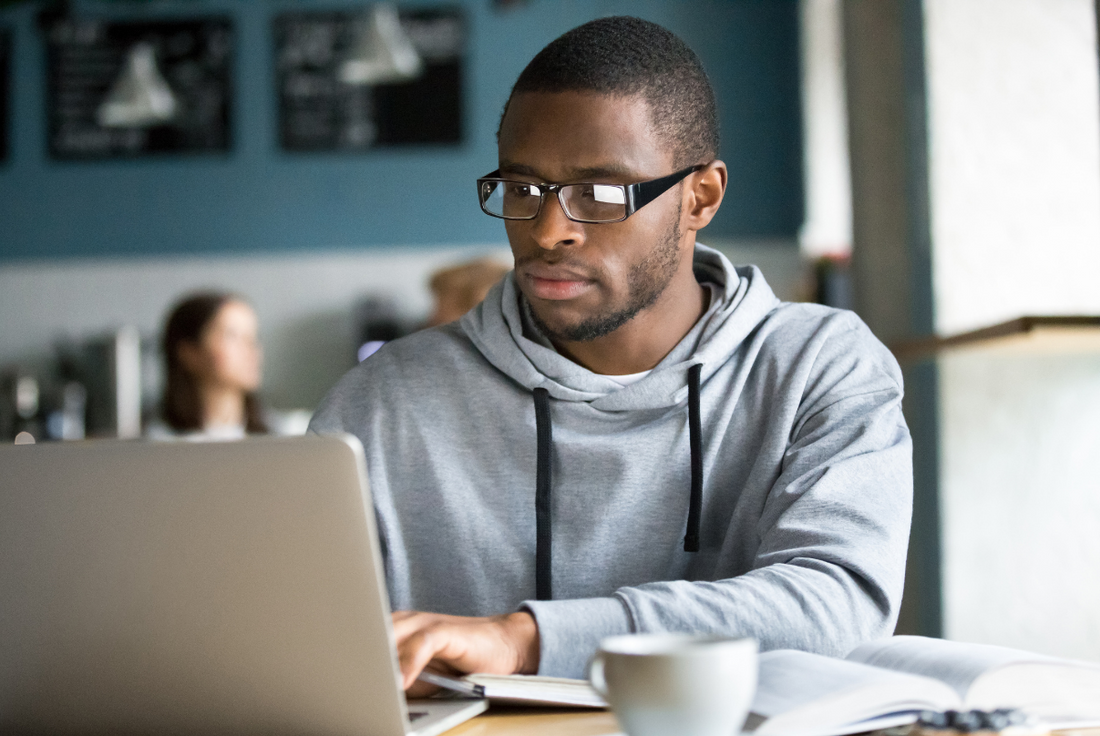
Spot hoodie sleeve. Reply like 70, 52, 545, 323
524, 314, 913, 678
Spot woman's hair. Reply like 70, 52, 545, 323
161, 291, 267, 434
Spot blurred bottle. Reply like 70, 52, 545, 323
45, 382, 87, 441
1, 372, 45, 442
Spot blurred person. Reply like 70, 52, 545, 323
150, 292, 267, 441
426, 258, 512, 327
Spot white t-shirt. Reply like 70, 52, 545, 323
603, 370, 653, 387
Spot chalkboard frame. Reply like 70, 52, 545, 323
274, 6, 465, 152
45, 16, 234, 160
0, 27, 10, 163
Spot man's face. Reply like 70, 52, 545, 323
496, 91, 690, 343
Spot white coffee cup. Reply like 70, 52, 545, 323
588, 633, 758, 736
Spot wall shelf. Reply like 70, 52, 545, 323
892, 316, 1100, 362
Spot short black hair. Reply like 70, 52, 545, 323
500, 16, 719, 168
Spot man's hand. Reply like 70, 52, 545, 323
391, 610, 540, 696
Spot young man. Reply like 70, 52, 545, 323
310, 17, 912, 688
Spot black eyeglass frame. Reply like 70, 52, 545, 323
476, 163, 707, 224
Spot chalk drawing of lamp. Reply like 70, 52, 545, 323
97, 42, 179, 128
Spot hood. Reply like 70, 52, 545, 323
460, 244, 781, 412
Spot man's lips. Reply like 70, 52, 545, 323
519, 265, 594, 301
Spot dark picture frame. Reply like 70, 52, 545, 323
274, 6, 464, 152
45, 17, 233, 159
1, 28, 11, 162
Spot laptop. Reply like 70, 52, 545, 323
0, 434, 487, 736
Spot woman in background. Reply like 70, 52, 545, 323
152, 292, 267, 440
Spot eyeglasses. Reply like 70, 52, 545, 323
477, 164, 705, 224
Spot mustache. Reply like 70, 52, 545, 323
515, 253, 596, 273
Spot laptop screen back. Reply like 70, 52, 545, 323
0, 435, 408, 736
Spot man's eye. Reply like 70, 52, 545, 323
505, 183, 540, 198
573, 184, 596, 200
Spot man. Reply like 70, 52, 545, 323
310, 17, 912, 689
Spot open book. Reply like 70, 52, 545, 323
461, 674, 606, 707
751, 636, 1100, 736
460, 636, 1100, 736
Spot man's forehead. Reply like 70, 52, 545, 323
497, 90, 672, 179
497, 160, 639, 181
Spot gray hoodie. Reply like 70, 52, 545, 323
309, 245, 913, 678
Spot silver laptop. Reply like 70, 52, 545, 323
0, 434, 487, 736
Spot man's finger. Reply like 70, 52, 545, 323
397, 629, 445, 690
405, 680, 442, 698
391, 611, 439, 644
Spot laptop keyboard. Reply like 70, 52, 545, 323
409, 711, 429, 722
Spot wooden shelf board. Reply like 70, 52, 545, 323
891, 316, 1100, 361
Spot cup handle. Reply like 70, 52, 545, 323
587, 652, 608, 698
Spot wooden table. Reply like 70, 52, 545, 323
446, 707, 620, 736
446, 710, 1100, 736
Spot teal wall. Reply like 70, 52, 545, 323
0, 0, 802, 261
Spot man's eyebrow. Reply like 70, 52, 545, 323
497, 162, 543, 178
498, 161, 640, 182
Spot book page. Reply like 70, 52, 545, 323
968, 662, 1100, 720
847, 636, 1065, 700
848, 636, 1100, 722
462, 674, 606, 708
752, 650, 959, 736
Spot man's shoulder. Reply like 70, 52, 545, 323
757, 301, 878, 351
346, 321, 492, 386
308, 322, 487, 433
753, 301, 902, 392
372, 321, 475, 363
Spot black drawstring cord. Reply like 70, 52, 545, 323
684, 363, 703, 552
533, 387, 553, 600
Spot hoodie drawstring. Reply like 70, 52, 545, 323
531, 366, 704, 599
533, 387, 553, 600
684, 363, 704, 552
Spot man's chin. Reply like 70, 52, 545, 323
527, 301, 637, 344
526, 303, 582, 343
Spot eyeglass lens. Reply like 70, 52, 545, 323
480, 181, 628, 222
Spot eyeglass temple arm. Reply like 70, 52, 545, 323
629, 164, 706, 213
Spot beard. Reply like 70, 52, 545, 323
527, 207, 683, 343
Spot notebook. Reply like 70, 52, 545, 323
0, 434, 487, 736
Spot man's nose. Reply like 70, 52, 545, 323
530, 192, 584, 250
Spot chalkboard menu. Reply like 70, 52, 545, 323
46, 18, 232, 159
275, 7, 463, 151
1, 29, 10, 162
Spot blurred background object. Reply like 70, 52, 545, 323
355, 295, 407, 362
813, 254, 852, 311
338, 3, 422, 86
96, 41, 179, 128
426, 257, 511, 327
844, 0, 1100, 662
79, 325, 142, 439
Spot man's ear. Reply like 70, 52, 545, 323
683, 160, 727, 233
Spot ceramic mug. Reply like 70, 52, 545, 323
588, 633, 758, 736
